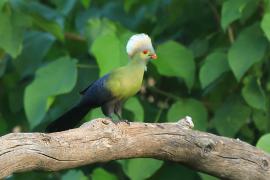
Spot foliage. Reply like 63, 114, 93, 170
0, 0, 269, 179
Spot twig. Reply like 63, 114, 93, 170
64, 32, 86, 42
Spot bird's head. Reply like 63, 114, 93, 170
126, 33, 157, 62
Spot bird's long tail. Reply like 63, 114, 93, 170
45, 104, 91, 132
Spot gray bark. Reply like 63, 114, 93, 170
0, 117, 269, 179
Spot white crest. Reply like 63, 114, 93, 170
126, 33, 155, 57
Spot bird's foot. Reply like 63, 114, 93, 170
108, 117, 130, 125
119, 119, 130, 125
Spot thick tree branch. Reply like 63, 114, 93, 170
0, 117, 269, 179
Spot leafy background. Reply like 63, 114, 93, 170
0, 0, 270, 179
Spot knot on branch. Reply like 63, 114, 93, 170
261, 159, 269, 170
178, 116, 194, 129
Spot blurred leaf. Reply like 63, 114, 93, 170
167, 99, 207, 131
84, 18, 117, 45
154, 41, 195, 90
0, 0, 7, 9
253, 110, 270, 132
221, 0, 250, 30
228, 24, 267, 81
0, 9, 31, 57
213, 97, 251, 137
199, 52, 229, 88
24, 57, 77, 128
0, 115, 8, 135
8, 85, 24, 113
62, 170, 87, 180
87, 19, 133, 76
124, 97, 144, 122
149, 163, 200, 180
242, 77, 266, 110
86, 107, 105, 121
240, 0, 259, 23
91, 32, 122, 76
91, 31, 129, 76
256, 134, 270, 153
81, 0, 91, 9
52, 0, 77, 16
124, 0, 140, 12
14, 31, 55, 78
189, 38, 209, 58
264, 0, 270, 13
120, 158, 163, 180
91, 168, 117, 180
199, 172, 219, 180
31, 14, 64, 41
0, 56, 7, 77
21, 1, 64, 40
261, 13, 270, 41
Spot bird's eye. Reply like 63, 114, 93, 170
143, 50, 148, 54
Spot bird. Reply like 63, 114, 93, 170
46, 33, 157, 132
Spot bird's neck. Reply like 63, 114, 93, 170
128, 55, 147, 70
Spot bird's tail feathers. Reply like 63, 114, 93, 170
45, 104, 91, 132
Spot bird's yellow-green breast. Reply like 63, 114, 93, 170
105, 58, 145, 100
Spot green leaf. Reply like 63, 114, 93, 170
84, 18, 117, 45
86, 108, 105, 120
86, 19, 133, 77
221, 0, 249, 30
24, 57, 77, 128
0, 114, 8, 135
0, 0, 7, 9
242, 77, 266, 110
199, 52, 229, 88
189, 38, 209, 58
256, 134, 270, 153
253, 110, 270, 132
91, 32, 128, 76
263, 0, 270, 13
14, 31, 55, 78
154, 41, 195, 90
213, 97, 251, 137
167, 99, 207, 131
0, 9, 31, 57
124, 0, 139, 12
31, 14, 64, 41
91, 168, 117, 180
228, 24, 267, 81
62, 170, 87, 180
52, 0, 77, 16
0, 56, 7, 77
261, 13, 270, 41
149, 163, 200, 180
240, 0, 259, 23
199, 172, 219, 180
81, 0, 91, 9
124, 97, 144, 122
120, 158, 163, 180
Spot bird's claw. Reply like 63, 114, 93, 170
110, 119, 130, 125
120, 119, 130, 125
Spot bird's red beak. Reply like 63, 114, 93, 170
150, 54, 157, 60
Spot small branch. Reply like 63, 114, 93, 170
64, 32, 86, 42
76, 64, 98, 69
207, 0, 221, 29
228, 26, 235, 44
149, 87, 182, 100
0, 117, 269, 180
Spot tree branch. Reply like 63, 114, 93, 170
0, 117, 269, 179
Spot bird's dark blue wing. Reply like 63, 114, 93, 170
79, 74, 114, 107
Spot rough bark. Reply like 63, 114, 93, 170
0, 117, 269, 180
